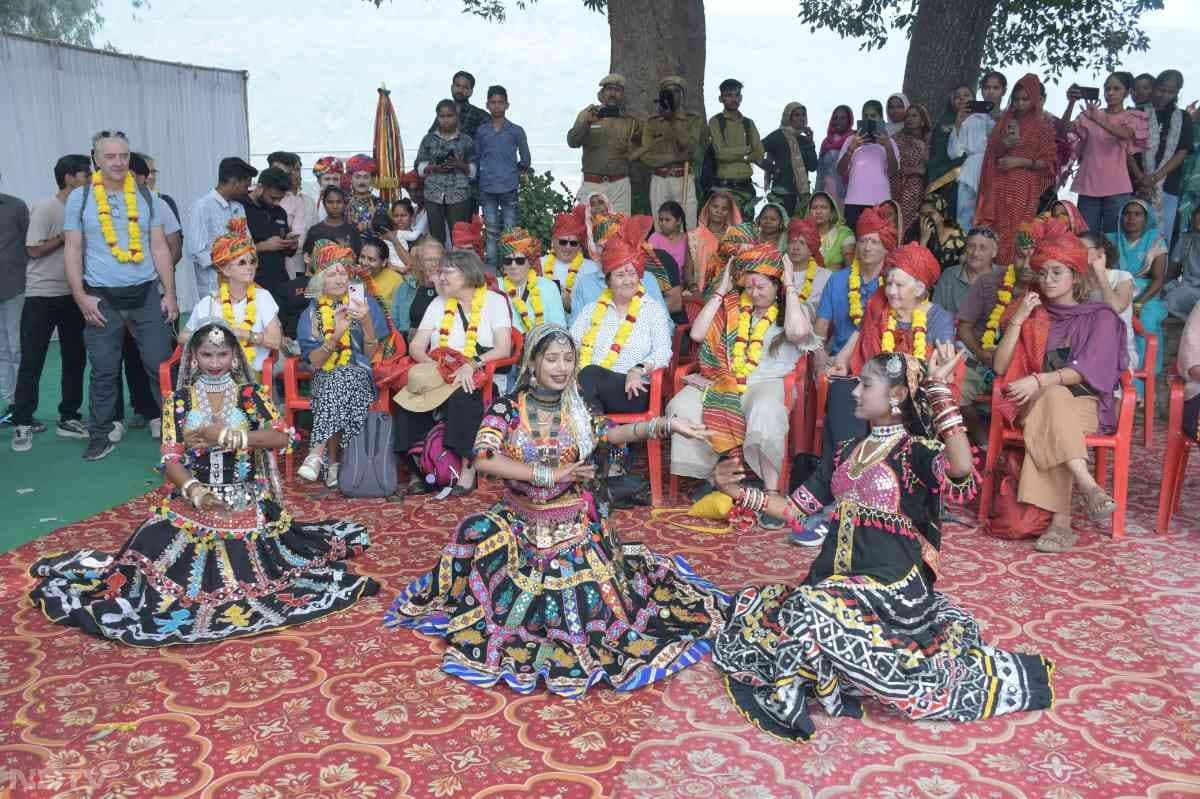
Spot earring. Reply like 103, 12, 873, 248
189, 358, 198, 372
889, 398, 901, 416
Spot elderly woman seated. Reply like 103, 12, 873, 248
393, 248, 512, 496
569, 222, 673, 414
295, 241, 389, 487
667, 243, 815, 527
992, 219, 1127, 553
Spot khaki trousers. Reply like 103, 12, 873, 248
649, 174, 698, 229
1017, 386, 1099, 514
577, 177, 631, 215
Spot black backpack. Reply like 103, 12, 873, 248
698, 115, 753, 202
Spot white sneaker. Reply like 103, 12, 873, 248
297, 453, 322, 482
325, 463, 340, 488
150, 418, 162, 439
108, 420, 126, 443
11, 425, 33, 452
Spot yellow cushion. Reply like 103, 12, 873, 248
688, 491, 733, 519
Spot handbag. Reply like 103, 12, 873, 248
982, 449, 1052, 540
409, 421, 462, 488
338, 411, 398, 498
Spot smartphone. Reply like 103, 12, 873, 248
856, 119, 879, 138
347, 283, 366, 306
1078, 86, 1101, 102
966, 100, 994, 114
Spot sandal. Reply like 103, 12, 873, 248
1034, 525, 1078, 553
449, 483, 475, 498
1084, 488, 1117, 521
406, 476, 431, 496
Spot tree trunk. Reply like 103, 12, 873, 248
903, 0, 1000, 115
606, 0, 707, 119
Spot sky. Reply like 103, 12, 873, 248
95, 0, 1198, 194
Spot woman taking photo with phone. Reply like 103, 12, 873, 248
415, 99, 477, 246
947, 84, 996, 232
836, 100, 900, 229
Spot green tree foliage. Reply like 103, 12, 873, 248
0, 0, 104, 45
794, 0, 1164, 79
517, 171, 575, 249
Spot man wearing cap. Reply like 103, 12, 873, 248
707, 78, 764, 219
636, 76, 706, 228
567, 73, 642, 214
185, 156, 255, 299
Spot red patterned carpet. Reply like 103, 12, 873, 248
1, 438, 1199, 798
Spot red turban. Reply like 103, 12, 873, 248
399, 169, 422, 188
210, 217, 255, 268
312, 156, 344, 178
855, 206, 898, 252
552, 207, 586, 239
1028, 218, 1088, 274
885, 242, 940, 291
347, 154, 377, 176
787, 217, 825, 267
600, 237, 647, 277
452, 216, 484, 257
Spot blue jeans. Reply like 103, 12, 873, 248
1077, 193, 1131, 234
956, 183, 977, 232
481, 190, 519, 269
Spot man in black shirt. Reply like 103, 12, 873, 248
1132, 69, 1194, 246
242, 166, 296, 304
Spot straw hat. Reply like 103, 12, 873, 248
394, 362, 457, 413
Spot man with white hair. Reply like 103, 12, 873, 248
64, 130, 179, 461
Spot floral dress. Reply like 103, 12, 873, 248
384, 391, 729, 698
713, 430, 1053, 740
29, 383, 378, 646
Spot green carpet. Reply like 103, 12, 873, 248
1, 346, 161, 553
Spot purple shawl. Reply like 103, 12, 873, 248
1045, 300, 1129, 433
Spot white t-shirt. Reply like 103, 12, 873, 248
1091, 269, 1139, 370
187, 289, 280, 373
418, 289, 512, 354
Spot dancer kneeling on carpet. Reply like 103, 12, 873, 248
384, 323, 727, 698
29, 321, 378, 645
710, 347, 1054, 741
295, 240, 389, 488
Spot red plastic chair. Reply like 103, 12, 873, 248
664, 297, 707, 406
1156, 369, 1193, 534
158, 345, 276, 398
282, 331, 406, 478
608, 367, 668, 505
979, 371, 1135, 539
1132, 316, 1157, 448
479, 328, 524, 405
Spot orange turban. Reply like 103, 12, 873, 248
210, 217, 255, 268
885, 242, 940, 291
312, 239, 356, 273
499, 226, 542, 261
787, 217, 825, 267
552, 207, 586, 239
1028, 218, 1088, 274
855, 206, 898, 252
732, 243, 785, 284
452, 216, 484, 257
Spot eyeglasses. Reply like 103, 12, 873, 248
503, 257, 528, 266
967, 227, 998, 240
149, 169, 160, 175
557, 239, 580, 247
94, 130, 127, 140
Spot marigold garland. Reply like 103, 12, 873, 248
848, 260, 864, 327
544, 252, 586, 294
220, 280, 257, 365
439, 286, 487, 358
796, 257, 819, 301
881, 302, 929, 360
91, 170, 143, 263
981, 264, 1018, 350
579, 285, 645, 370
317, 295, 352, 371
730, 293, 778, 393
500, 270, 544, 330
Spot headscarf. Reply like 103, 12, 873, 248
1106, 197, 1164, 276
855, 205, 899, 252
851, 242, 941, 372
778, 102, 813, 197
346, 154, 377, 176
1051, 200, 1088, 234
175, 319, 286, 502
820, 105, 855, 156
498, 226, 543, 266
552, 207, 586, 240
787, 217, 825, 267
885, 93, 912, 136
895, 103, 932, 143
210, 217, 255, 268
697, 189, 743, 231
511, 323, 598, 460
590, 212, 626, 255
452, 216, 485, 257
731, 242, 784, 285
996, 219, 1128, 432
312, 156, 345, 179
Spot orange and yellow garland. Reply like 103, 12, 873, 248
795, 257, 819, 301
881, 302, 929, 360
579, 285, 645, 370
439, 286, 487, 358
92, 170, 143, 263
730, 293, 778, 393
219, 280, 257, 365
981, 264, 1018, 350
847, 261, 864, 327
544, 252, 586, 294
317, 295, 352, 371
499, 270, 544, 330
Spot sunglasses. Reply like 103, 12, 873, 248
95, 130, 128, 139
557, 239, 580, 247
967, 227, 998, 240
503, 257, 528, 266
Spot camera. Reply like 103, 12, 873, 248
657, 89, 676, 113
966, 100, 995, 114
597, 105, 620, 119
433, 152, 450, 165
371, 208, 394, 235
1078, 86, 1101, 102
